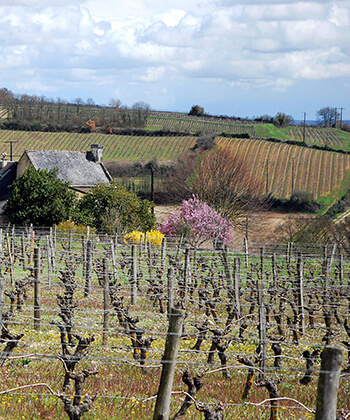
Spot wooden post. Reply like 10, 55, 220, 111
46, 235, 52, 289
182, 248, 190, 300
297, 252, 305, 335
257, 278, 266, 378
82, 236, 86, 280
244, 236, 249, 269
29, 228, 35, 266
167, 267, 174, 314
153, 307, 184, 420
110, 238, 117, 281
84, 239, 93, 297
260, 247, 264, 282
0, 275, 4, 327
221, 245, 232, 295
161, 237, 166, 272
323, 245, 329, 291
338, 253, 344, 286
34, 247, 41, 331
130, 245, 137, 305
147, 240, 154, 279
315, 345, 343, 420
234, 257, 241, 320
21, 232, 26, 270
102, 258, 110, 346
272, 254, 277, 288
50, 227, 56, 272
6, 233, 14, 286
68, 230, 72, 252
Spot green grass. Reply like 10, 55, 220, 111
0, 235, 349, 419
254, 124, 292, 140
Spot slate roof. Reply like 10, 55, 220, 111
25, 150, 111, 187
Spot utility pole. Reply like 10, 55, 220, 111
4, 140, 18, 161
334, 107, 338, 128
339, 107, 345, 129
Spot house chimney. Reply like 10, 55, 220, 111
90, 144, 103, 163
0, 152, 8, 169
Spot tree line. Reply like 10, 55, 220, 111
0, 88, 150, 132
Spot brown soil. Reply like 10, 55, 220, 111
154, 205, 313, 246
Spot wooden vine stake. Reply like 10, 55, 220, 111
84, 239, 93, 297
0, 275, 4, 327
234, 257, 241, 320
153, 307, 184, 420
102, 258, 110, 346
130, 245, 137, 305
297, 252, 305, 335
167, 267, 174, 315
315, 345, 343, 420
257, 275, 266, 378
33, 247, 41, 331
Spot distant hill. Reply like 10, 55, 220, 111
1, 128, 350, 203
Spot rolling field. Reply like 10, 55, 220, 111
217, 137, 350, 199
254, 124, 350, 150
0, 130, 197, 162
1, 129, 350, 200
147, 115, 255, 136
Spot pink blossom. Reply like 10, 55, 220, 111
159, 196, 233, 246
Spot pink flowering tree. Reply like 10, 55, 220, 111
159, 196, 233, 247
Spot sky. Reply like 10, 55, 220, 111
0, 0, 349, 120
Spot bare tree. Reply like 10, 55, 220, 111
317, 107, 338, 127
188, 145, 265, 223
169, 145, 265, 225
108, 98, 122, 109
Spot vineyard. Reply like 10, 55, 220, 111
217, 137, 350, 199
288, 127, 350, 151
253, 124, 350, 151
0, 130, 197, 163
1, 128, 350, 200
0, 227, 349, 419
147, 116, 255, 137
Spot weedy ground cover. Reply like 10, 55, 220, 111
0, 232, 349, 419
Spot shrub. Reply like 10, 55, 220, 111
123, 229, 164, 246
189, 105, 204, 116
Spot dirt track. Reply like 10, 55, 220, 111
154, 205, 313, 246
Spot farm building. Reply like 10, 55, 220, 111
0, 144, 112, 201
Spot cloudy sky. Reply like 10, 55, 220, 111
0, 0, 349, 119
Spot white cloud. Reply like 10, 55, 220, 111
0, 0, 348, 115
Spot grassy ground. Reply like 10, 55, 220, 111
0, 234, 349, 419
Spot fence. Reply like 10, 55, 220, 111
0, 226, 348, 419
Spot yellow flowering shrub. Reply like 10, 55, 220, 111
123, 230, 164, 246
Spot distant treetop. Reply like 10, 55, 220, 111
189, 105, 205, 117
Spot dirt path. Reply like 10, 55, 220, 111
154, 205, 313, 245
